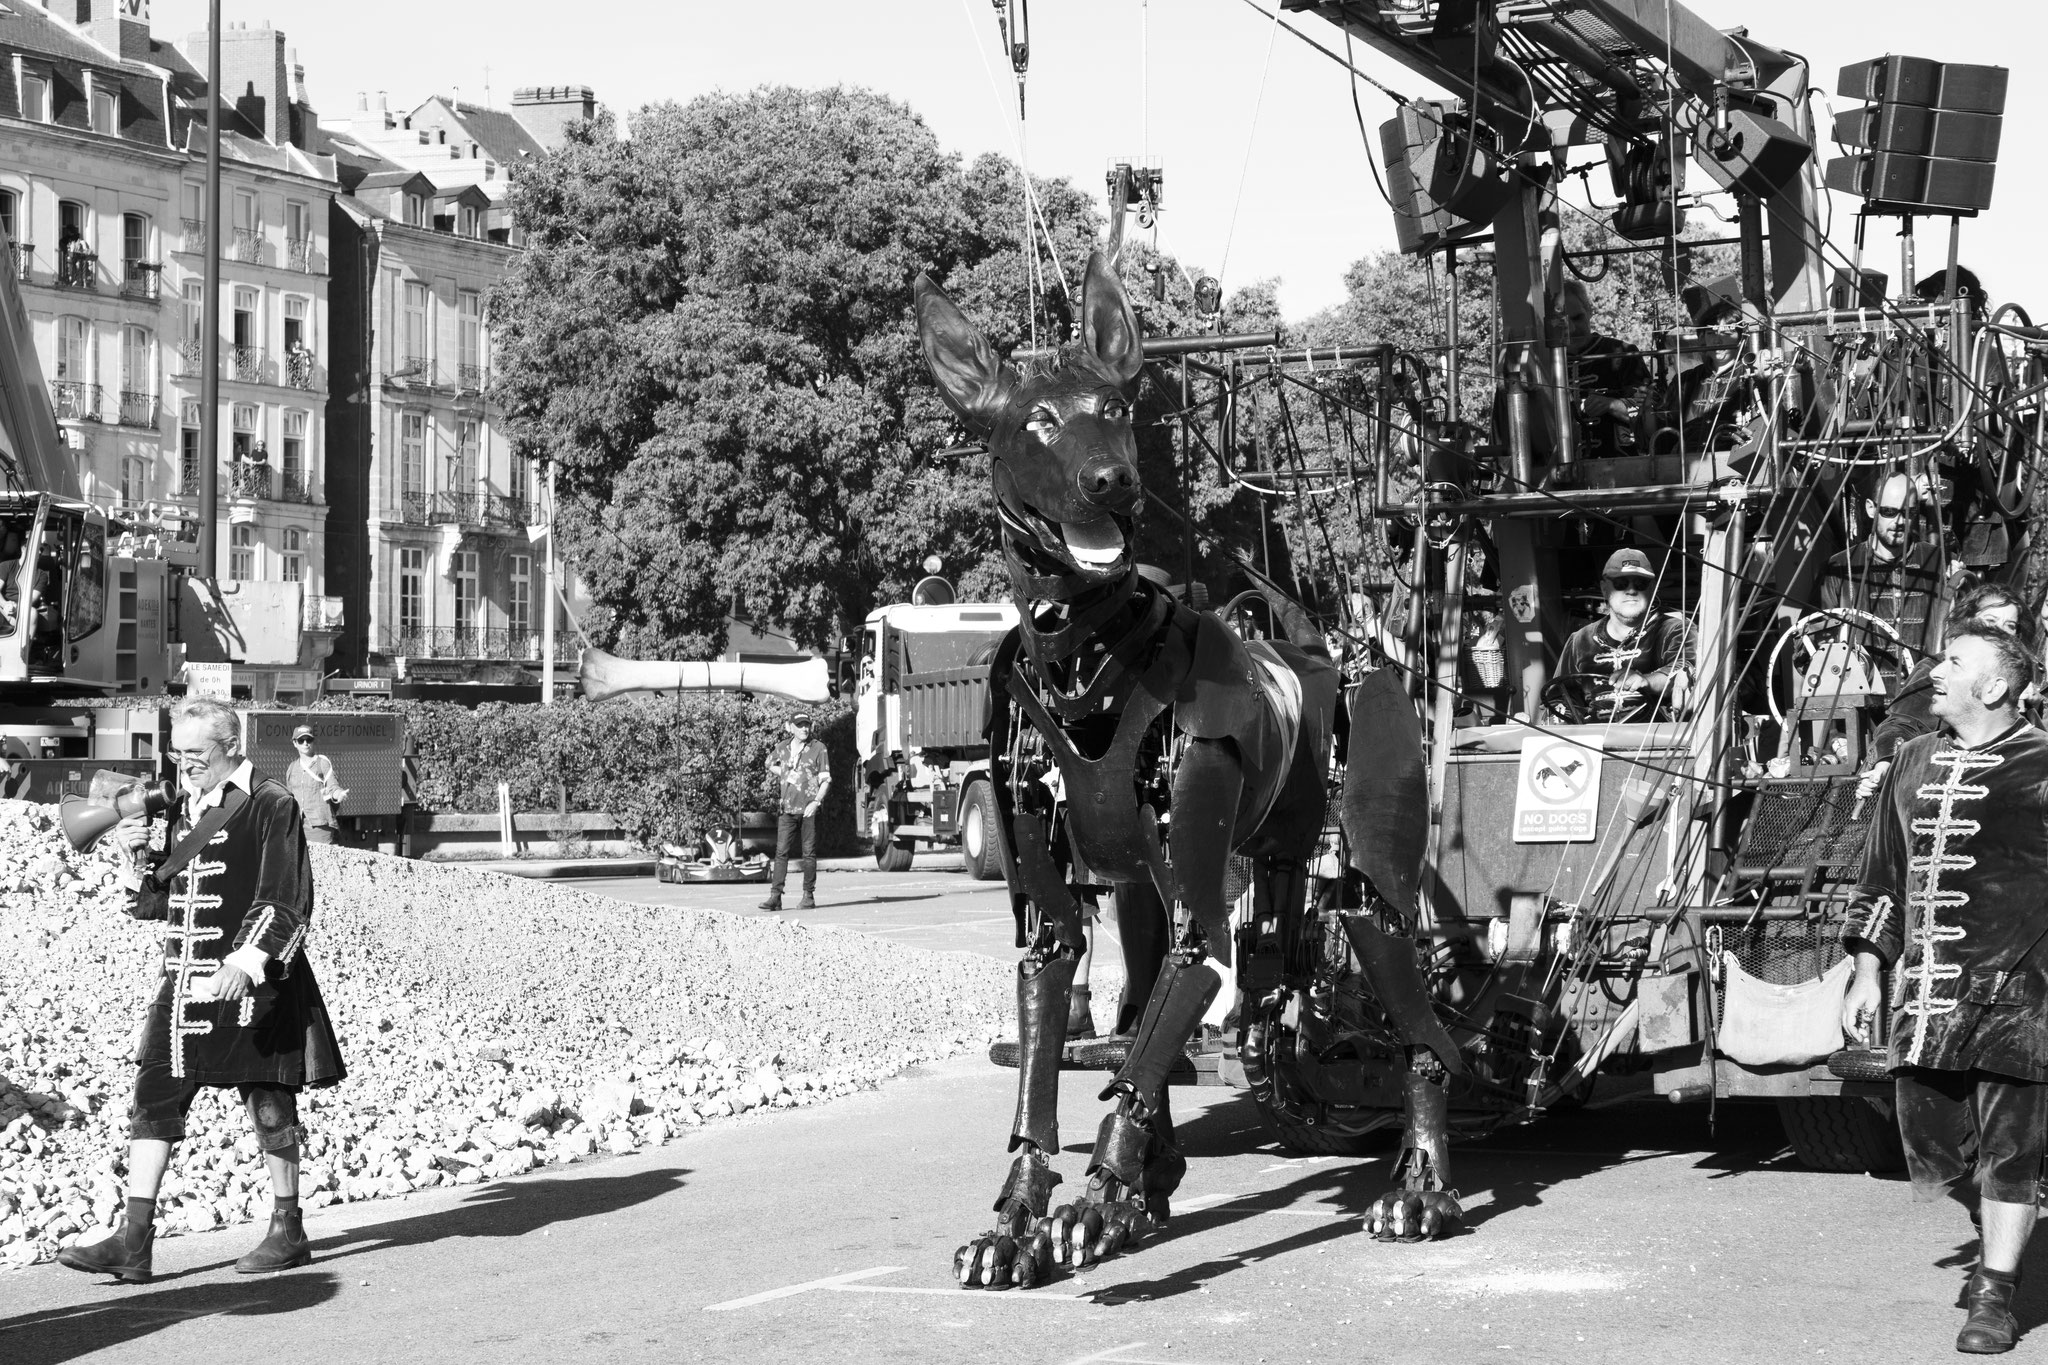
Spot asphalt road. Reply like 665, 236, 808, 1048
3, 863, 2040, 1363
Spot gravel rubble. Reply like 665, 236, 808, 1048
0, 800, 1013, 1271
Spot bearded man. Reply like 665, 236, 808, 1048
57, 698, 345, 1283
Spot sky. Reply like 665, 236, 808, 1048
149, 0, 2047, 323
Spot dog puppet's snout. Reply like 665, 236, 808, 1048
1075, 454, 1139, 507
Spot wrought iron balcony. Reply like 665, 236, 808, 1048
229, 227, 265, 265
229, 461, 271, 501
176, 338, 207, 377
181, 219, 206, 253
278, 470, 317, 504
393, 490, 533, 531
229, 345, 266, 384
456, 362, 486, 393
285, 348, 321, 390
117, 391, 160, 428
390, 352, 433, 384
384, 626, 551, 662
55, 247, 98, 290
50, 381, 101, 422
285, 237, 319, 273
179, 455, 201, 497
121, 260, 161, 301
9, 242, 31, 281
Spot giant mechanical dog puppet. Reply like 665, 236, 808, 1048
915, 253, 1462, 1288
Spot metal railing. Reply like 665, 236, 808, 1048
285, 237, 318, 273
55, 248, 97, 290
229, 345, 266, 384
391, 352, 433, 383
394, 490, 532, 531
181, 219, 206, 252
278, 470, 316, 504
229, 227, 264, 265
9, 243, 30, 281
285, 348, 321, 390
176, 338, 206, 377
456, 362, 486, 393
117, 391, 159, 427
179, 455, 201, 497
229, 462, 271, 500
121, 260, 160, 301
384, 626, 553, 661
50, 381, 101, 421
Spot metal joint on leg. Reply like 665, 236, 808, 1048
1009, 953, 1079, 1154
993, 1148, 1062, 1218
1087, 1110, 1151, 1188
1098, 957, 1220, 1111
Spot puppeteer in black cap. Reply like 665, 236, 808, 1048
1549, 548, 1695, 724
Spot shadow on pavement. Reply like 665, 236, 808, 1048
0, 1167, 689, 1364
0, 1271, 340, 1365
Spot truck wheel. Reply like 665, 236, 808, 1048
1776, 1096, 1906, 1174
874, 835, 915, 872
960, 783, 1003, 881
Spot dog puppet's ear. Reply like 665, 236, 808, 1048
1080, 250, 1143, 389
914, 274, 1014, 434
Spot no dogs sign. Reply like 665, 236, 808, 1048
1512, 735, 1603, 843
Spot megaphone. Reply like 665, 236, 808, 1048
59, 771, 177, 852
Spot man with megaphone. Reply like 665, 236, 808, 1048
56, 698, 347, 1284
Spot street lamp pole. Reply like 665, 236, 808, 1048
195, 0, 221, 579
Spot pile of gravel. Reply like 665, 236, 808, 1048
0, 801, 1012, 1270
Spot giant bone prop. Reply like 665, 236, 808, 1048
915, 253, 1461, 1287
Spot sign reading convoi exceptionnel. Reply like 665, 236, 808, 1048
1512, 734, 1603, 843
242, 711, 407, 817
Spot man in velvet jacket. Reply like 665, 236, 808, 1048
57, 698, 345, 1284
1843, 624, 2048, 1355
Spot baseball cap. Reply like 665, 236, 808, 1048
1601, 548, 1656, 582
291, 724, 315, 741
788, 714, 813, 732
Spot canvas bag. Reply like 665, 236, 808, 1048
1715, 952, 1853, 1067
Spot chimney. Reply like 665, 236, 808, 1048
217, 22, 289, 146
356, 91, 368, 112
511, 85, 596, 149
88, 0, 153, 62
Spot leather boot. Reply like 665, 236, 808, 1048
56, 1216, 153, 1284
1067, 985, 1096, 1040
798, 894, 817, 910
235, 1204, 312, 1274
757, 892, 783, 912
1958, 1265, 2021, 1354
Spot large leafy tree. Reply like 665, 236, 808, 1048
492, 88, 1097, 658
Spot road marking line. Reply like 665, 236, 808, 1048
1064, 1343, 1151, 1364
1172, 1191, 1242, 1212
1257, 1155, 1334, 1173
702, 1265, 902, 1311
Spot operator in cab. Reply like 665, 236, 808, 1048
1551, 548, 1694, 724
1560, 278, 1651, 458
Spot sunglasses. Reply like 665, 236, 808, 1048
1875, 504, 1909, 518
293, 737, 314, 745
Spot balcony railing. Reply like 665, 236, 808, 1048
181, 219, 206, 253
390, 352, 433, 383
177, 338, 206, 377
228, 462, 271, 500
229, 345, 266, 384
278, 470, 316, 504
395, 490, 533, 531
50, 381, 101, 422
9, 242, 30, 281
230, 227, 264, 265
456, 362, 486, 393
121, 260, 161, 301
285, 237, 318, 273
55, 247, 97, 290
179, 455, 201, 497
117, 391, 160, 428
284, 348, 321, 390
385, 626, 552, 662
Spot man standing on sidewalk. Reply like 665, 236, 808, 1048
1842, 624, 2048, 1354
760, 714, 829, 912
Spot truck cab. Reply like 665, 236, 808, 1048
855, 600, 1018, 876
0, 492, 174, 699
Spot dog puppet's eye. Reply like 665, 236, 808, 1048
1024, 408, 1060, 439
1101, 398, 1130, 422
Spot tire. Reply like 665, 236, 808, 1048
1249, 1090, 1393, 1157
1776, 1095, 1906, 1174
960, 783, 1002, 881
874, 835, 915, 872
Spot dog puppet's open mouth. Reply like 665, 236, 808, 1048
1000, 498, 1132, 581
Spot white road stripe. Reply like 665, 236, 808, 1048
830, 1284, 1089, 1301
702, 1265, 902, 1311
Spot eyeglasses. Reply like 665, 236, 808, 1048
1875, 504, 1909, 518
168, 745, 222, 764
293, 737, 314, 745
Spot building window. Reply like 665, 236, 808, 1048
404, 193, 427, 228
20, 73, 49, 124
233, 189, 258, 234
56, 316, 91, 381
402, 280, 429, 370
0, 189, 17, 245
509, 554, 531, 641
281, 527, 302, 583
452, 550, 478, 638
120, 457, 149, 507
120, 327, 152, 425
285, 200, 311, 269
179, 400, 201, 493
398, 547, 424, 637
92, 82, 119, 137
400, 412, 426, 518
182, 279, 203, 343
282, 409, 307, 493
283, 295, 312, 386
458, 290, 482, 386
57, 200, 92, 287
510, 454, 531, 509
230, 524, 254, 582
231, 402, 259, 462
453, 418, 479, 490
232, 285, 258, 348
458, 205, 480, 239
